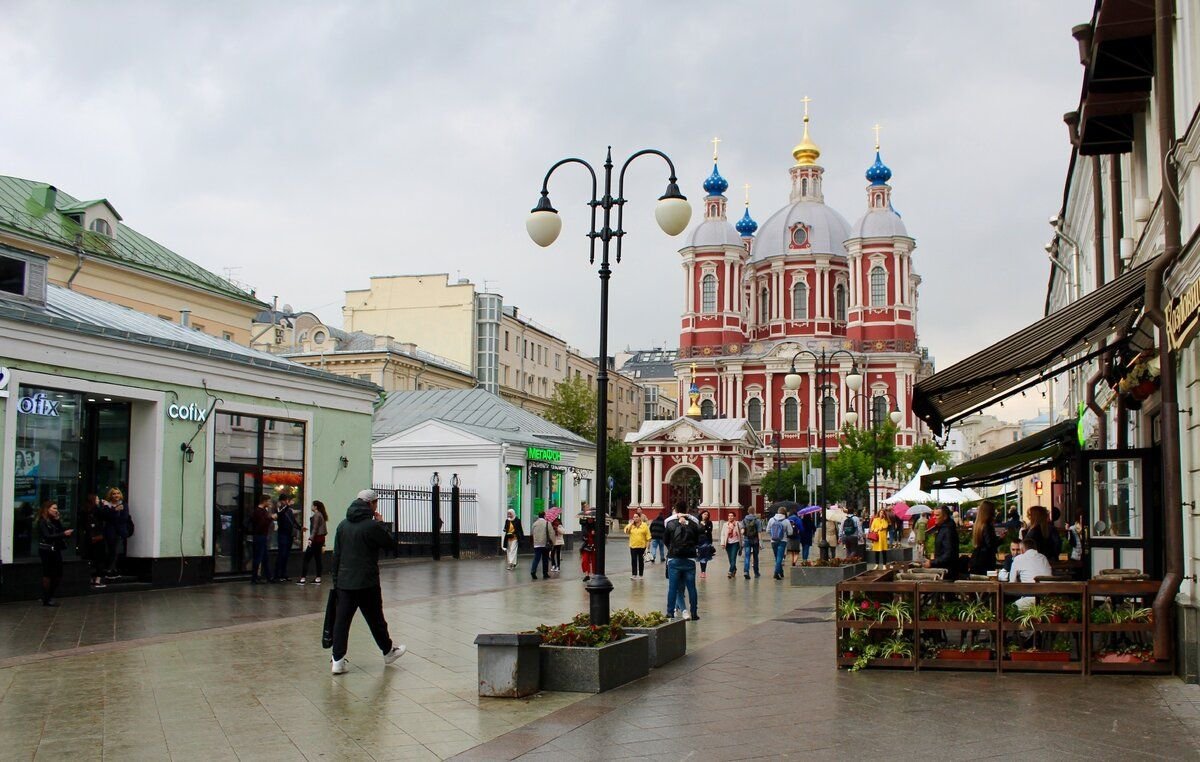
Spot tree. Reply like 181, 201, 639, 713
760, 461, 811, 504
827, 421, 900, 511
544, 376, 596, 439
605, 438, 632, 511
895, 441, 953, 479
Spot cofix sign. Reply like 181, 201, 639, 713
18, 392, 59, 417
168, 403, 208, 422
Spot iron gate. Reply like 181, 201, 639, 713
373, 484, 479, 559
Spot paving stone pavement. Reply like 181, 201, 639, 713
0, 543, 826, 760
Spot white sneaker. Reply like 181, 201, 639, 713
384, 645, 406, 665
331, 657, 349, 675
682, 611, 691, 621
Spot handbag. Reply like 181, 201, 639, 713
867, 530, 880, 542
321, 589, 337, 649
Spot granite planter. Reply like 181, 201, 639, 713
474, 633, 542, 698
625, 618, 686, 668
539, 634, 650, 693
790, 562, 868, 586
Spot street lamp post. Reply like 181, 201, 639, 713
783, 349, 863, 560
845, 390, 903, 566
527, 147, 691, 626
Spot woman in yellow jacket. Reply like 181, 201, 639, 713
624, 514, 651, 580
869, 509, 890, 566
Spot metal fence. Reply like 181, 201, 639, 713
373, 484, 480, 559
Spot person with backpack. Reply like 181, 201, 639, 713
664, 502, 700, 620
720, 512, 743, 579
840, 511, 863, 559
648, 513, 666, 563
741, 510, 762, 579
767, 508, 790, 580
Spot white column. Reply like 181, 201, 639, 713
731, 456, 741, 507
641, 456, 652, 506
653, 455, 663, 508
631, 454, 640, 507
765, 372, 774, 431
702, 455, 713, 506
736, 374, 744, 418
713, 457, 725, 508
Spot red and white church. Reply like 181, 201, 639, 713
625, 114, 933, 518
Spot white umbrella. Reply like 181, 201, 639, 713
907, 504, 933, 516
825, 506, 848, 523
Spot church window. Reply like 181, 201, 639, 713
802, 178, 808, 197
835, 284, 847, 321
870, 266, 887, 306
783, 398, 799, 430
822, 395, 836, 432
872, 395, 889, 429
747, 398, 762, 431
791, 282, 808, 320
760, 288, 770, 322
701, 274, 717, 314
701, 399, 715, 419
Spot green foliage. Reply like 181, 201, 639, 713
544, 375, 597, 439
605, 438, 632, 508
537, 621, 625, 647
895, 441, 952, 479
879, 634, 914, 659
573, 609, 668, 628
759, 460, 810, 503
827, 421, 900, 508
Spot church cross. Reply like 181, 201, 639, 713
873, 123, 882, 150
801, 95, 812, 120
711, 136, 721, 161
744, 183, 751, 206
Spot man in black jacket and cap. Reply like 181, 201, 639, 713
664, 501, 701, 621
330, 489, 405, 675
924, 506, 961, 580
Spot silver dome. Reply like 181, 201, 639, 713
686, 218, 746, 248
850, 208, 909, 239
751, 200, 852, 262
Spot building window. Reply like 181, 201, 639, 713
870, 266, 887, 306
504, 331, 509, 351
822, 395, 836, 432
554, 353, 561, 370
872, 395, 888, 428
89, 218, 112, 237
701, 274, 717, 314
783, 397, 798, 430
0, 256, 27, 296
835, 284, 847, 321
222, 331, 233, 341
791, 282, 807, 320
747, 398, 762, 431
760, 287, 770, 322
701, 399, 715, 419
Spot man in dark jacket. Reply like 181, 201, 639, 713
272, 491, 298, 582
249, 494, 273, 584
330, 490, 405, 675
648, 514, 666, 563
925, 506, 960, 580
664, 502, 700, 621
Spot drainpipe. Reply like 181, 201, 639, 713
1144, 0, 1183, 663
66, 239, 85, 290
1087, 156, 1109, 446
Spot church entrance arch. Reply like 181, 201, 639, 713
665, 463, 702, 512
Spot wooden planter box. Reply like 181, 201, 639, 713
1008, 650, 1070, 662
540, 634, 650, 693
791, 563, 867, 586
937, 649, 993, 661
625, 619, 686, 668
474, 633, 542, 698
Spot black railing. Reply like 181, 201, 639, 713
373, 484, 480, 558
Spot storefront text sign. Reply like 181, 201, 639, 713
526, 446, 561, 462
168, 402, 208, 422
1167, 275, 1200, 351
17, 392, 58, 416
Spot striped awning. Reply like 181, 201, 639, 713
921, 420, 1077, 490
913, 260, 1151, 435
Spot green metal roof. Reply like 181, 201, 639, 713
0, 175, 263, 306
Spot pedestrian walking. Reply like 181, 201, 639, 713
720, 511, 743, 578
913, 512, 929, 563
648, 514, 666, 563
869, 508, 891, 566
767, 508, 789, 580
530, 512, 552, 579
697, 511, 714, 579
99, 487, 133, 578
841, 511, 863, 559
623, 513, 650, 579
502, 509, 523, 570
579, 513, 597, 580
741, 510, 762, 579
298, 500, 328, 584
795, 512, 815, 563
273, 491, 298, 582
330, 489, 405, 675
551, 516, 565, 572
248, 494, 273, 583
664, 502, 700, 621
36, 500, 72, 606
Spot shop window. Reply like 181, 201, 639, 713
1091, 459, 1143, 538
11, 386, 84, 560
747, 398, 762, 431
784, 398, 799, 430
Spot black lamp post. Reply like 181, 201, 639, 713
527, 147, 691, 626
783, 348, 863, 560
845, 389, 903, 565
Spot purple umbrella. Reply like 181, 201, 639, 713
797, 505, 823, 516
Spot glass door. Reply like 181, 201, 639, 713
213, 467, 259, 574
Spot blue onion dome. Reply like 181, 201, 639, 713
703, 162, 729, 195
865, 151, 892, 185
736, 206, 758, 237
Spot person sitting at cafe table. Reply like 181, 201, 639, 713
923, 506, 961, 579
1023, 505, 1060, 562
968, 500, 1000, 575
1003, 537, 1053, 609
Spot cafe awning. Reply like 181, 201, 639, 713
920, 420, 1079, 490
913, 260, 1151, 435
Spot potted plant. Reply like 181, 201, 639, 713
1006, 634, 1073, 663
606, 609, 685, 668
878, 634, 914, 661
957, 596, 996, 624
937, 644, 994, 661
792, 555, 868, 584
840, 630, 871, 659
537, 621, 649, 693
1012, 602, 1052, 631
1096, 645, 1154, 664
877, 598, 913, 627
836, 595, 866, 621
1118, 357, 1160, 401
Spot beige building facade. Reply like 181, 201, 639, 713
343, 274, 477, 370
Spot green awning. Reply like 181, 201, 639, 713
921, 420, 1077, 490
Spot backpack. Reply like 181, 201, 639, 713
769, 519, 787, 542
785, 518, 796, 537
842, 516, 859, 539
742, 516, 759, 536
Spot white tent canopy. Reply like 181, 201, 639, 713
884, 462, 983, 505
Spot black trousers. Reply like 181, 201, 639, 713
630, 548, 645, 576
331, 586, 393, 661
39, 549, 62, 601
550, 545, 562, 569
301, 541, 324, 577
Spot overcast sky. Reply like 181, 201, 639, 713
1, 1, 1090, 419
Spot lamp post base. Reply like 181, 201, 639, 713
818, 539, 832, 562
585, 574, 614, 626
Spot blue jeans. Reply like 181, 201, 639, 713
666, 558, 698, 617
251, 535, 269, 581
743, 542, 760, 576
530, 546, 549, 578
648, 539, 665, 562
801, 542, 812, 562
772, 540, 786, 577
274, 533, 293, 580
726, 543, 739, 573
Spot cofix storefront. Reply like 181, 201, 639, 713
0, 278, 376, 601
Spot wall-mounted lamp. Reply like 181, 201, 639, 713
180, 442, 194, 463
339, 455, 349, 469
431, 471, 441, 487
